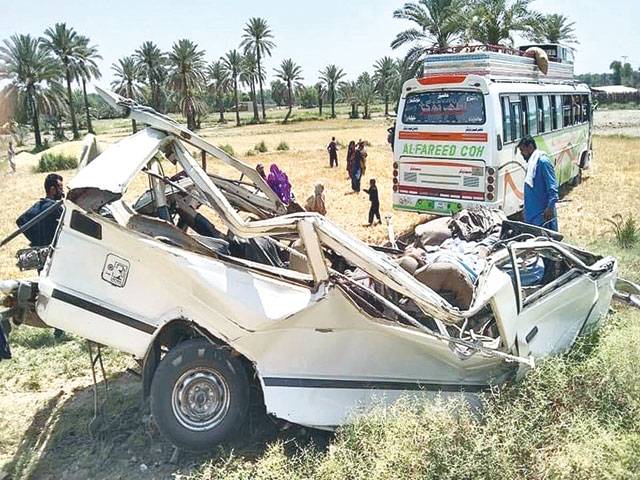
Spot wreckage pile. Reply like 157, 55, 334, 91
396, 208, 507, 310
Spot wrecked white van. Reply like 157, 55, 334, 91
0, 89, 618, 451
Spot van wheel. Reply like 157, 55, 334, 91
150, 338, 249, 451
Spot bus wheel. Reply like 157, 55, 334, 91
570, 168, 582, 187
150, 338, 249, 451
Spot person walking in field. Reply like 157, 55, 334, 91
518, 136, 559, 231
363, 178, 381, 226
345, 140, 356, 179
327, 136, 338, 168
7, 141, 16, 174
351, 143, 365, 193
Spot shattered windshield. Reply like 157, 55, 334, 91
402, 91, 486, 125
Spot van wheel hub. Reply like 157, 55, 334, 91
171, 368, 230, 431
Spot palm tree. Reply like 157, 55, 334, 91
111, 56, 143, 132
41, 23, 83, 139
373, 57, 398, 116
467, 0, 539, 46
240, 17, 275, 120
222, 50, 242, 127
274, 59, 303, 123
315, 82, 325, 116
134, 41, 167, 112
0, 34, 64, 149
319, 64, 346, 118
392, 0, 467, 68
240, 53, 261, 122
73, 36, 101, 134
167, 39, 207, 131
391, 57, 420, 110
527, 14, 578, 45
356, 72, 376, 120
339, 81, 359, 119
207, 60, 229, 122
609, 61, 622, 85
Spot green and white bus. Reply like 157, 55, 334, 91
392, 47, 592, 217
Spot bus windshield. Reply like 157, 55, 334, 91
402, 91, 485, 125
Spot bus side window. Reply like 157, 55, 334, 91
542, 96, 552, 132
574, 95, 582, 124
550, 96, 558, 130
501, 97, 512, 143
536, 95, 545, 133
555, 95, 563, 130
511, 102, 522, 142
520, 96, 529, 137
527, 96, 538, 136
583, 94, 590, 122
562, 95, 573, 127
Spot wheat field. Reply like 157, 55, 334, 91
1, 118, 638, 284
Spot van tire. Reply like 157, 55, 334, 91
150, 338, 249, 451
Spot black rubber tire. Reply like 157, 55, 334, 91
150, 338, 249, 451
570, 168, 582, 187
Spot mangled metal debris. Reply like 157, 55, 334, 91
0, 89, 619, 451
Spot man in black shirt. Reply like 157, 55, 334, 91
17, 174, 64, 247
327, 137, 338, 168
363, 178, 381, 226
16, 173, 65, 338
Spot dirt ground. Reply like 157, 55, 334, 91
593, 109, 640, 137
0, 109, 639, 479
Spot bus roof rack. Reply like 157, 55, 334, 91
422, 44, 575, 84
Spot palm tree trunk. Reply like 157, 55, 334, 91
331, 89, 336, 118
218, 94, 225, 122
28, 87, 42, 149
284, 82, 292, 123
351, 102, 357, 119
64, 66, 79, 139
384, 94, 389, 117
319, 97, 323, 116
234, 79, 240, 127
251, 81, 259, 122
127, 83, 137, 133
82, 78, 94, 134
257, 51, 266, 120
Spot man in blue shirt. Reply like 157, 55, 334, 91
518, 136, 559, 231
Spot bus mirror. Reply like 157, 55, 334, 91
497, 134, 503, 151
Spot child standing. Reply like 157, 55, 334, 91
363, 178, 381, 226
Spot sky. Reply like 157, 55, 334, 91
1, 0, 639, 90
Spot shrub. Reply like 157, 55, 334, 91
276, 141, 289, 151
14, 124, 30, 147
606, 214, 639, 248
245, 149, 256, 157
218, 144, 234, 156
254, 141, 268, 153
36, 152, 78, 172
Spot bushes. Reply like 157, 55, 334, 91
36, 152, 78, 172
276, 141, 289, 151
606, 214, 639, 248
218, 144, 235, 156
254, 141, 268, 153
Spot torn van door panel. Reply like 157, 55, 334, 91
0, 88, 618, 451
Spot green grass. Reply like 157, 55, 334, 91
218, 144, 235, 156
35, 152, 78, 173
185, 306, 640, 480
254, 140, 268, 153
276, 141, 289, 151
